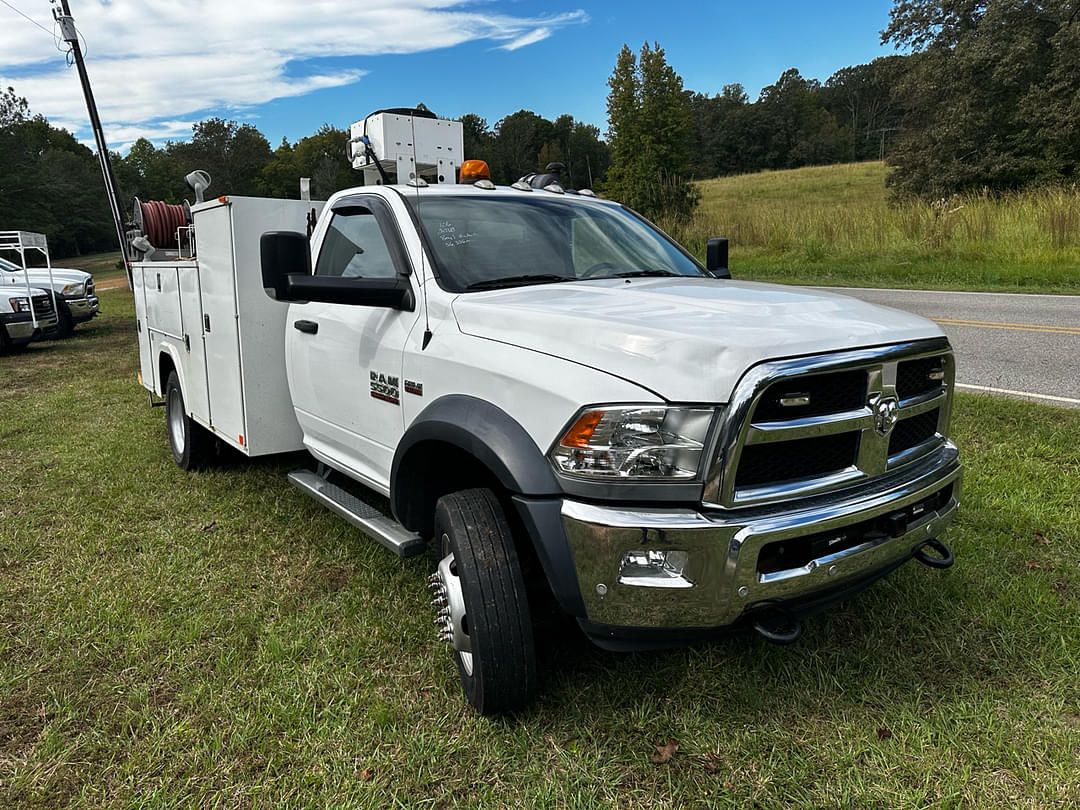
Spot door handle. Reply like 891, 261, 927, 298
294, 319, 318, 334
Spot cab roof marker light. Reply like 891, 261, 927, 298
459, 159, 492, 184
511, 181, 533, 192
473, 179, 496, 190
543, 183, 565, 194
579, 189, 597, 197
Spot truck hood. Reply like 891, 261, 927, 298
1, 267, 91, 288
451, 278, 945, 402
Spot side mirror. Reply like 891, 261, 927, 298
261, 230, 310, 300
260, 230, 415, 311
706, 237, 731, 279
287, 275, 414, 310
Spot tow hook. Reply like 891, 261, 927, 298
913, 538, 955, 569
748, 600, 803, 645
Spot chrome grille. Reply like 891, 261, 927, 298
703, 340, 954, 508
32, 294, 54, 316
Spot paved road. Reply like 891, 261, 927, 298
816, 287, 1080, 408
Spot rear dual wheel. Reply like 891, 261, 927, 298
430, 488, 537, 714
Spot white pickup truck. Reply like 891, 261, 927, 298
132, 110, 961, 713
1, 284, 58, 353
0, 231, 99, 337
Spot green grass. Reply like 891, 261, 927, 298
3, 291, 1080, 807
667, 162, 1080, 293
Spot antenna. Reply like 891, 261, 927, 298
410, 114, 434, 350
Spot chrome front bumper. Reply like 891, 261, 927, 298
561, 443, 961, 631
3, 314, 58, 342
67, 296, 99, 320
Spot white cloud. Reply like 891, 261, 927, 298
497, 27, 553, 51
0, 2, 587, 146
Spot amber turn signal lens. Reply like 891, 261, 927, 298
561, 410, 604, 448
459, 159, 492, 183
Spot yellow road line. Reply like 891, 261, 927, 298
933, 318, 1080, 336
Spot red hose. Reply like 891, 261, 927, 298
140, 200, 189, 250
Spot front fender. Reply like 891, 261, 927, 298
391, 395, 560, 508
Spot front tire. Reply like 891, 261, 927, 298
431, 488, 537, 714
164, 371, 214, 469
55, 301, 75, 338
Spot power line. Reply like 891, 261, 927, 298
0, 0, 54, 38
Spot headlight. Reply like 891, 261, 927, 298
8, 297, 30, 313
550, 405, 715, 480
62, 282, 85, 297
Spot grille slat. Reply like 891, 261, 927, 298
735, 432, 860, 489
897, 356, 945, 401
753, 369, 867, 423
889, 409, 940, 457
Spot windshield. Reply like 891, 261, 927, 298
406, 194, 706, 292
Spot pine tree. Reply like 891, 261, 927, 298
603, 42, 698, 220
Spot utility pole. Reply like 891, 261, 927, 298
870, 127, 898, 162
53, 0, 129, 284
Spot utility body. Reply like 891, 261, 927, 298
131, 110, 961, 713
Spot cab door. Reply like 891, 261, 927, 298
286, 195, 420, 494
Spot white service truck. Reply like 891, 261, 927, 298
132, 109, 961, 713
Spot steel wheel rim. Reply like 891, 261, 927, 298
436, 533, 473, 676
167, 386, 186, 455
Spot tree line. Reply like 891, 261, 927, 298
1, 0, 1076, 257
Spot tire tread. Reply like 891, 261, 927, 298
436, 488, 537, 714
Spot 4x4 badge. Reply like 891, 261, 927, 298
872, 395, 899, 436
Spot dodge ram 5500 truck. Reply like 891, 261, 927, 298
132, 110, 961, 713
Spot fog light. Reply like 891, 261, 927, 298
617, 549, 692, 588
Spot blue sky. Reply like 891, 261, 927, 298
0, 0, 898, 150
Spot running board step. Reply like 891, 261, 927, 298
288, 469, 426, 558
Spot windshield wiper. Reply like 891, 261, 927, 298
464, 274, 576, 291
610, 269, 683, 278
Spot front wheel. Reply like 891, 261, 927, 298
430, 488, 537, 714
55, 301, 75, 338
164, 371, 215, 469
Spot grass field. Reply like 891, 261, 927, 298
52, 251, 127, 285
666, 162, 1080, 293
2, 289, 1080, 808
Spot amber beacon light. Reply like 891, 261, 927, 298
459, 160, 491, 183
